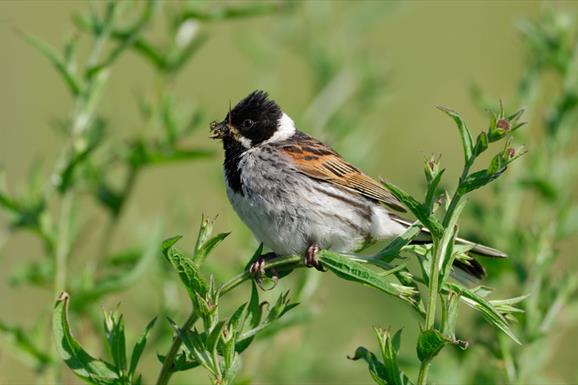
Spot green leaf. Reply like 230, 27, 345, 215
228, 303, 247, 333
416, 329, 448, 362
266, 291, 298, 322
73, 225, 162, 307
84, 0, 160, 80
127, 141, 213, 168
19, 31, 82, 96
9, 259, 54, 287
348, 347, 388, 385
198, 233, 230, 263
235, 294, 300, 347
103, 310, 127, 375
162, 236, 208, 301
235, 282, 261, 354
157, 351, 200, 372
350, 328, 412, 385
96, 181, 124, 217
167, 319, 213, 374
440, 199, 467, 285
437, 106, 474, 164
206, 321, 226, 357
177, 2, 289, 23
128, 317, 157, 378
57, 120, 105, 194
74, 9, 166, 71
243, 243, 264, 271
488, 152, 507, 175
459, 169, 502, 193
166, 33, 209, 73
318, 251, 418, 304
375, 222, 422, 262
0, 320, 52, 369
441, 291, 461, 341
192, 215, 230, 267
247, 282, 262, 328
186, 331, 215, 375
424, 168, 445, 212
473, 131, 489, 157
252, 307, 314, 342
376, 328, 411, 385
53, 293, 119, 384
519, 176, 558, 201
445, 282, 521, 344
235, 281, 263, 353
381, 180, 444, 238
0, 172, 20, 213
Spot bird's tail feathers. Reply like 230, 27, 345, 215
389, 215, 506, 283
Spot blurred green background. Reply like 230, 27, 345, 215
1, 1, 577, 384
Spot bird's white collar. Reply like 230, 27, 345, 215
263, 113, 296, 144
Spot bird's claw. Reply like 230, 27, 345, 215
249, 256, 267, 277
249, 252, 279, 290
305, 244, 326, 271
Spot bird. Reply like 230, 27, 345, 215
210, 90, 505, 280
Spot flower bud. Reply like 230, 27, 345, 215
497, 119, 510, 130
425, 154, 441, 182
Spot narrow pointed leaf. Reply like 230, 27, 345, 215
381, 180, 444, 238
375, 222, 422, 262
445, 283, 521, 344
53, 293, 119, 384
437, 106, 474, 163
162, 236, 208, 300
348, 347, 388, 385
19, 32, 82, 96
128, 317, 157, 377
318, 251, 418, 304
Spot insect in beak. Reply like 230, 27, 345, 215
210, 101, 233, 140
209, 120, 228, 139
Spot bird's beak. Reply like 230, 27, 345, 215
209, 120, 228, 139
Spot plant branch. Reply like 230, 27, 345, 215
156, 254, 303, 385
156, 312, 199, 385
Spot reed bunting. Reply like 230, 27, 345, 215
210, 90, 505, 279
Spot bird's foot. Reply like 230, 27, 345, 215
249, 252, 279, 289
249, 256, 267, 277
304, 243, 326, 271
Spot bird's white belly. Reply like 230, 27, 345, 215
224, 148, 405, 257
227, 186, 309, 255
226, 182, 404, 257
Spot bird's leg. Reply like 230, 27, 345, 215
249, 251, 278, 278
305, 243, 326, 271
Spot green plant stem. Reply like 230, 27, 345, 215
158, 251, 417, 385
51, 189, 74, 385
219, 255, 303, 295
54, 191, 73, 296
418, 182, 466, 385
424, 193, 463, 332
156, 254, 303, 385
417, 239, 442, 385
423, 240, 441, 331
499, 333, 517, 383
96, 165, 139, 260
417, 358, 431, 385
156, 313, 199, 385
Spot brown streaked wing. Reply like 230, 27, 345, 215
279, 139, 406, 212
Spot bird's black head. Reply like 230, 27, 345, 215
210, 90, 295, 148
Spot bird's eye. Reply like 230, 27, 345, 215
242, 119, 254, 129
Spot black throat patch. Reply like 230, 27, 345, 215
223, 137, 246, 195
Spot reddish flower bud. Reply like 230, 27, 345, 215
497, 119, 510, 130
